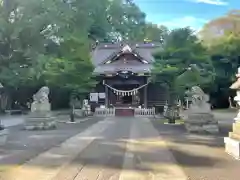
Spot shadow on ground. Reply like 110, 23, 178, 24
0, 117, 224, 179
151, 119, 240, 180
151, 118, 233, 147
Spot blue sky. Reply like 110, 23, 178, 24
134, 0, 239, 31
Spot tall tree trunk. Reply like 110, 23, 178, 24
166, 80, 178, 123
0, 92, 10, 113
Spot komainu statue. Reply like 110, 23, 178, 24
33, 86, 50, 104
31, 86, 50, 112
189, 86, 209, 109
184, 86, 219, 134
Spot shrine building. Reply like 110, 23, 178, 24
90, 42, 168, 116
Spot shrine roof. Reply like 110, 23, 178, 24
91, 42, 161, 66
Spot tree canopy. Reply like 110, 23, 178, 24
199, 10, 240, 107
153, 27, 214, 98
0, 0, 239, 109
0, 0, 162, 89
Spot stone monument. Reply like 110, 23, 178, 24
184, 86, 219, 134
224, 67, 240, 159
24, 86, 56, 130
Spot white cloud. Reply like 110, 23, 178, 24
159, 16, 208, 33
190, 0, 228, 5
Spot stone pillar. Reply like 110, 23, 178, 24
224, 67, 240, 159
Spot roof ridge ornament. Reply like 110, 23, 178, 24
122, 45, 132, 52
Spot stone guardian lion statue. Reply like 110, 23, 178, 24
33, 86, 50, 104
190, 86, 209, 107
31, 86, 50, 112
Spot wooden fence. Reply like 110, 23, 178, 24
94, 107, 156, 117
94, 108, 115, 116
134, 108, 156, 117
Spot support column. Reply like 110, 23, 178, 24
105, 85, 108, 107
186, 98, 189, 109
144, 84, 147, 108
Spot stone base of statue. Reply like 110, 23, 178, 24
224, 117, 240, 159
224, 137, 240, 160
184, 104, 219, 134
185, 112, 219, 134
24, 87, 56, 131
24, 102, 56, 130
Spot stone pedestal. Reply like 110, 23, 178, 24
224, 137, 240, 160
185, 112, 219, 134
24, 87, 56, 130
25, 102, 56, 130
224, 119, 240, 159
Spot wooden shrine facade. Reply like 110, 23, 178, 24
90, 42, 168, 113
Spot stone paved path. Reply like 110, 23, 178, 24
1, 117, 188, 180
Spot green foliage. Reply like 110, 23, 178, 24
200, 10, 240, 105
206, 33, 240, 100
44, 37, 96, 94
143, 24, 168, 42
2, 0, 236, 110
152, 27, 215, 99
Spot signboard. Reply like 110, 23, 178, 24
98, 93, 106, 99
90, 93, 98, 102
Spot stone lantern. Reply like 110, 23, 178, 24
224, 67, 240, 159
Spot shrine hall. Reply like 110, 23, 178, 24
90, 42, 168, 116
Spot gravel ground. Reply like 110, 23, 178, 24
0, 116, 104, 168
151, 119, 240, 180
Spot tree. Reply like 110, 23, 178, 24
0, 0, 63, 110
207, 33, 240, 107
152, 27, 214, 122
199, 10, 240, 108
200, 10, 240, 47
0, 0, 72, 87
143, 23, 168, 42
106, 0, 146, 41
0, 0, 174, 110
43, 36, 96, 100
